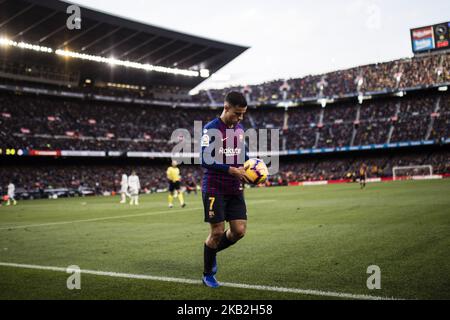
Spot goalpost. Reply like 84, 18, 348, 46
392, 165, 433, 181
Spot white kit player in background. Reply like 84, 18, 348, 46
119, 173, 131, 204
6, 182, 17, 206
128, 170, 141, 206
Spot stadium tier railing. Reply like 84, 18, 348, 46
2, 138, 449, 159
1, 80, 449, 109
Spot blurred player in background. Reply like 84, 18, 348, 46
185, 173, 198, 195
119, 173, 130, 203
128, 170, 140, 205
6, 182, 17, 206
167, 160, 185, 208
359, 164, 367, 189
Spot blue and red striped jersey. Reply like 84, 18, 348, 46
200, 118, 249, 195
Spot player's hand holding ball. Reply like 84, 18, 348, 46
228, 166, 250, 183
243, 158, 269, 185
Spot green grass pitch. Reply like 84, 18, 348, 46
0, 179, 449, 300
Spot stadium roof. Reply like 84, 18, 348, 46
0, 0, 249, 88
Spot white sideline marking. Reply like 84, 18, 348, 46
0, 207, 200, 231
0, 262, 399, 300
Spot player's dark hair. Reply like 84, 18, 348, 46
225, 91, 247, 108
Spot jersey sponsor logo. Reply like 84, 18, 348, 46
201, 134, 210, 147
219, 147, 241, 156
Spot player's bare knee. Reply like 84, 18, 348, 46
236, 229, 246, 239
231, 228, 246, 241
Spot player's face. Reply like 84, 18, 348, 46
225, 104, 247, 126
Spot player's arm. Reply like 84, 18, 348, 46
200, 137, 247, 180
234, 142, 251, 182
229, 166, 248, 181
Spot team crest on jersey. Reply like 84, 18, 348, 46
201, 134, 209, 147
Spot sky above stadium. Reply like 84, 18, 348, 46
72, 0, 450, 92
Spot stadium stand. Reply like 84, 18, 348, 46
0, 0, 449, 197
1, 150, 449, 195
1, 90, 448, 152
198, 52, 450, 103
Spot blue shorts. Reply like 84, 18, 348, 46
202, 193, 247, 224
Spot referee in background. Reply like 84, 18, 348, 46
167, 160, 186, 208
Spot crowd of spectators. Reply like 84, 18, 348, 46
0, 92, 219, 151
1, 49, 449, 198
429, 94, 450, 141
276, 150, 450, 183
0, 163, 200, 196
2, 51, 449, 107
198, 52, 450, 103
1, 150, 448, 194
286, 94, 449, 149
1, 91, 449, 152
